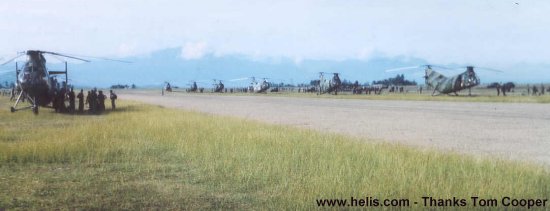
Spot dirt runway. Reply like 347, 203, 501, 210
122, 91, 550, 166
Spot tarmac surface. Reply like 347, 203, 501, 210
122, 91, 550, 166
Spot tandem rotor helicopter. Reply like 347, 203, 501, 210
212, 79, 225, 93
386, 65, 502, 96
248, 77, 271, 93
2, 50, 128, 114
317, 72, 342, 95
187, 81, 198, 92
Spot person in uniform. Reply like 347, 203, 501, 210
68, 88, 76, 113
89, 89, 97, 114
52, 90, 59, 112
10, 86, 16, 100
109, 90, 117, 111
97, 90, 106, 113
85, 91, 91, 111
77, 89, 84, 114
57, 88, 66, 113
496, 83, 501, 96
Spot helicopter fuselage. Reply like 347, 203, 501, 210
318, 73, 341, 95
18, 51, 56, 106
214, 82, 224, 92
250, 79, 270, 93
425, 67, 480, 94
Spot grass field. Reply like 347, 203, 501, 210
0, 97, 549, 209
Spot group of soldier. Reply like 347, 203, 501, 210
526, 84, 547, 96
493, 83, 547, 96
53, 87, 117, 114
495, 83, 509, 96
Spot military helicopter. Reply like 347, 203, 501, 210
164, 81, 173, 92
317, 72, 342, 95
1, 50, 91, 114
2, 50, 129, 114
242, 77, 271, 93
212, 79, 225, 93
386, 65, 501, 96
187, 81, 198, 92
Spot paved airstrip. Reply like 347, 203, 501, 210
122, 91, 550, 166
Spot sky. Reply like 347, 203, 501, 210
1, 0, 549, 85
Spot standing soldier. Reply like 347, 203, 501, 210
85, 91, 91, 112
496, 83, 501, 96
77, 89, 84, 113
52, 90, 59, 112
68, 88, 76, 113
89, 89, 97, 114
10, 86, 16, 100
97, 90, 106, 113
109, 90, 117, 110
57, 88, 66, 113
541, 84, 545, 95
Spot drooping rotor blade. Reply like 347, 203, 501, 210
66, 54, 132, 63
228, 77, 250, 82
0, 69, 16, 75
41, 51, 91, 62
475, 67, 504, 73
384, 66, 423, 72
1, 53, 25, 66
452, 66, 504, 73
385, 64, 452, 72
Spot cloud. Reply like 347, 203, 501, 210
180, 42, 209, 60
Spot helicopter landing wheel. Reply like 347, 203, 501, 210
32, 106, 38, 115
10, 107, 15, 113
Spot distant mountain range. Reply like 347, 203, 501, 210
1, 47, 548, 88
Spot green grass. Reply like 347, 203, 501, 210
0, 97, 549, 209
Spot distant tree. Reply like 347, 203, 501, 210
503, 82, 515, 92
310, 80, 320, 86
111, 84, 127, 89
487, 82, 500, 88
372, 74, 417, 86
131, 84, 136, 89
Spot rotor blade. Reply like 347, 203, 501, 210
1, 53, 25, 66
384, 66, 422, 72
70, 54, 132, 63
41, 51, 91, 62
228, 77, 250, 82
476, 67, 504, 73
452, 66, 503, 73
0, 69, 16, 74
429, 65, 453, 70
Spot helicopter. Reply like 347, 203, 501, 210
164, 81, 173, 92
317, 72, 342, 95
248, 77, 271, 93
187, 81, 198, 92
1, 50, 91, 114
386, 65, 501, 96
212, 79, 224, 93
